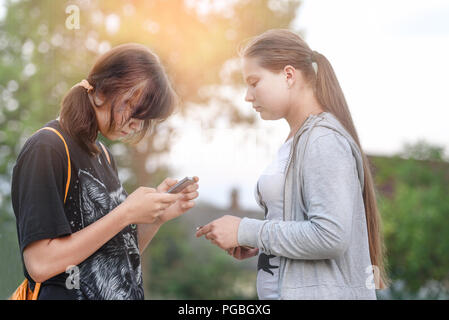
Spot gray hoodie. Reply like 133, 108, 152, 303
238, 112, 377, 300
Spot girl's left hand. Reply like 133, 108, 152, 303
227, 246, 259, 260
195, 215, 242, 250
155, 176, 199, 224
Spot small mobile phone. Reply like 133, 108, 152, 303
167, 176, 196, 194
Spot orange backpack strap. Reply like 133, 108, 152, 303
98, 141, 111, 165
9, 272, 42, 300
36, 127, 71, 203
9, 279, 29, 300
31, 283, 41, 300
10, 127, 72, 300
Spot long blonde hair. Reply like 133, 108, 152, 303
241, 29, 389, 289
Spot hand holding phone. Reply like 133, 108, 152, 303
167, 176, 196, 194
227, 246, 259, 260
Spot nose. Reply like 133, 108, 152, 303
245, 88, 254, 103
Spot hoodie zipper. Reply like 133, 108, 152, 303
277, 116, 312, 296
277, 113, 325, 297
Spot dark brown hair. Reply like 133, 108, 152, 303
240, 29, 390, 289
59, 43, 177, 156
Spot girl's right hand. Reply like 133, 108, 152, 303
118, 187, 183, 225
226, 246, 259, 260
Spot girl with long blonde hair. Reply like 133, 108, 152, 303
197, 29, 389, 300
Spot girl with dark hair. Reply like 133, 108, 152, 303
11, 43, 199, 300
196, 29, 389, 300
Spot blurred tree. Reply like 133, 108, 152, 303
400, 139, 446, 162
146, 218, 257, 299
371, 141, 449, 299
0, 0, 301, 298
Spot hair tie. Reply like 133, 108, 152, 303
311, 51, 318, 75
72, 79, 94, 93
312, 61, 318, 75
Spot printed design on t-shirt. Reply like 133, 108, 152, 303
258, 253, 279, 276
74, 169, 143, 300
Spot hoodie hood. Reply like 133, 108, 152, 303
294, 111, 365, 190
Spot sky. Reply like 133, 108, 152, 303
166, 0, 449, 211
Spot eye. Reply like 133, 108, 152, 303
250, 80, 258, 88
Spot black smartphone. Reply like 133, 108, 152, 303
167, 176, 196, 194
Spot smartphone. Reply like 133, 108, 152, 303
167, 176, 196, 194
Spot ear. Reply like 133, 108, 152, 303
93, 92, 105, 106
88, 90, 105, 107
283, 65, 296, 88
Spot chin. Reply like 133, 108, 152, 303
103, 133, 119, 141
259, 112, 278, 121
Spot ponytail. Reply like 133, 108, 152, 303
313, 50, 390, 289
59, 83, 101, 156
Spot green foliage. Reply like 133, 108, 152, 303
400, 139, 447, 162
144, 220, 257, 299
371, 141, 449, 297
0, 220, 23, 299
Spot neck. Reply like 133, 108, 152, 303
284, 86, 324, 141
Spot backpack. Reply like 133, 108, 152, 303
9, 126, 111, 300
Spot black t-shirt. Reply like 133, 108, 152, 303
11, 119, 144, 300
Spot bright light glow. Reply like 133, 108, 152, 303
167, 0, 449, 210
